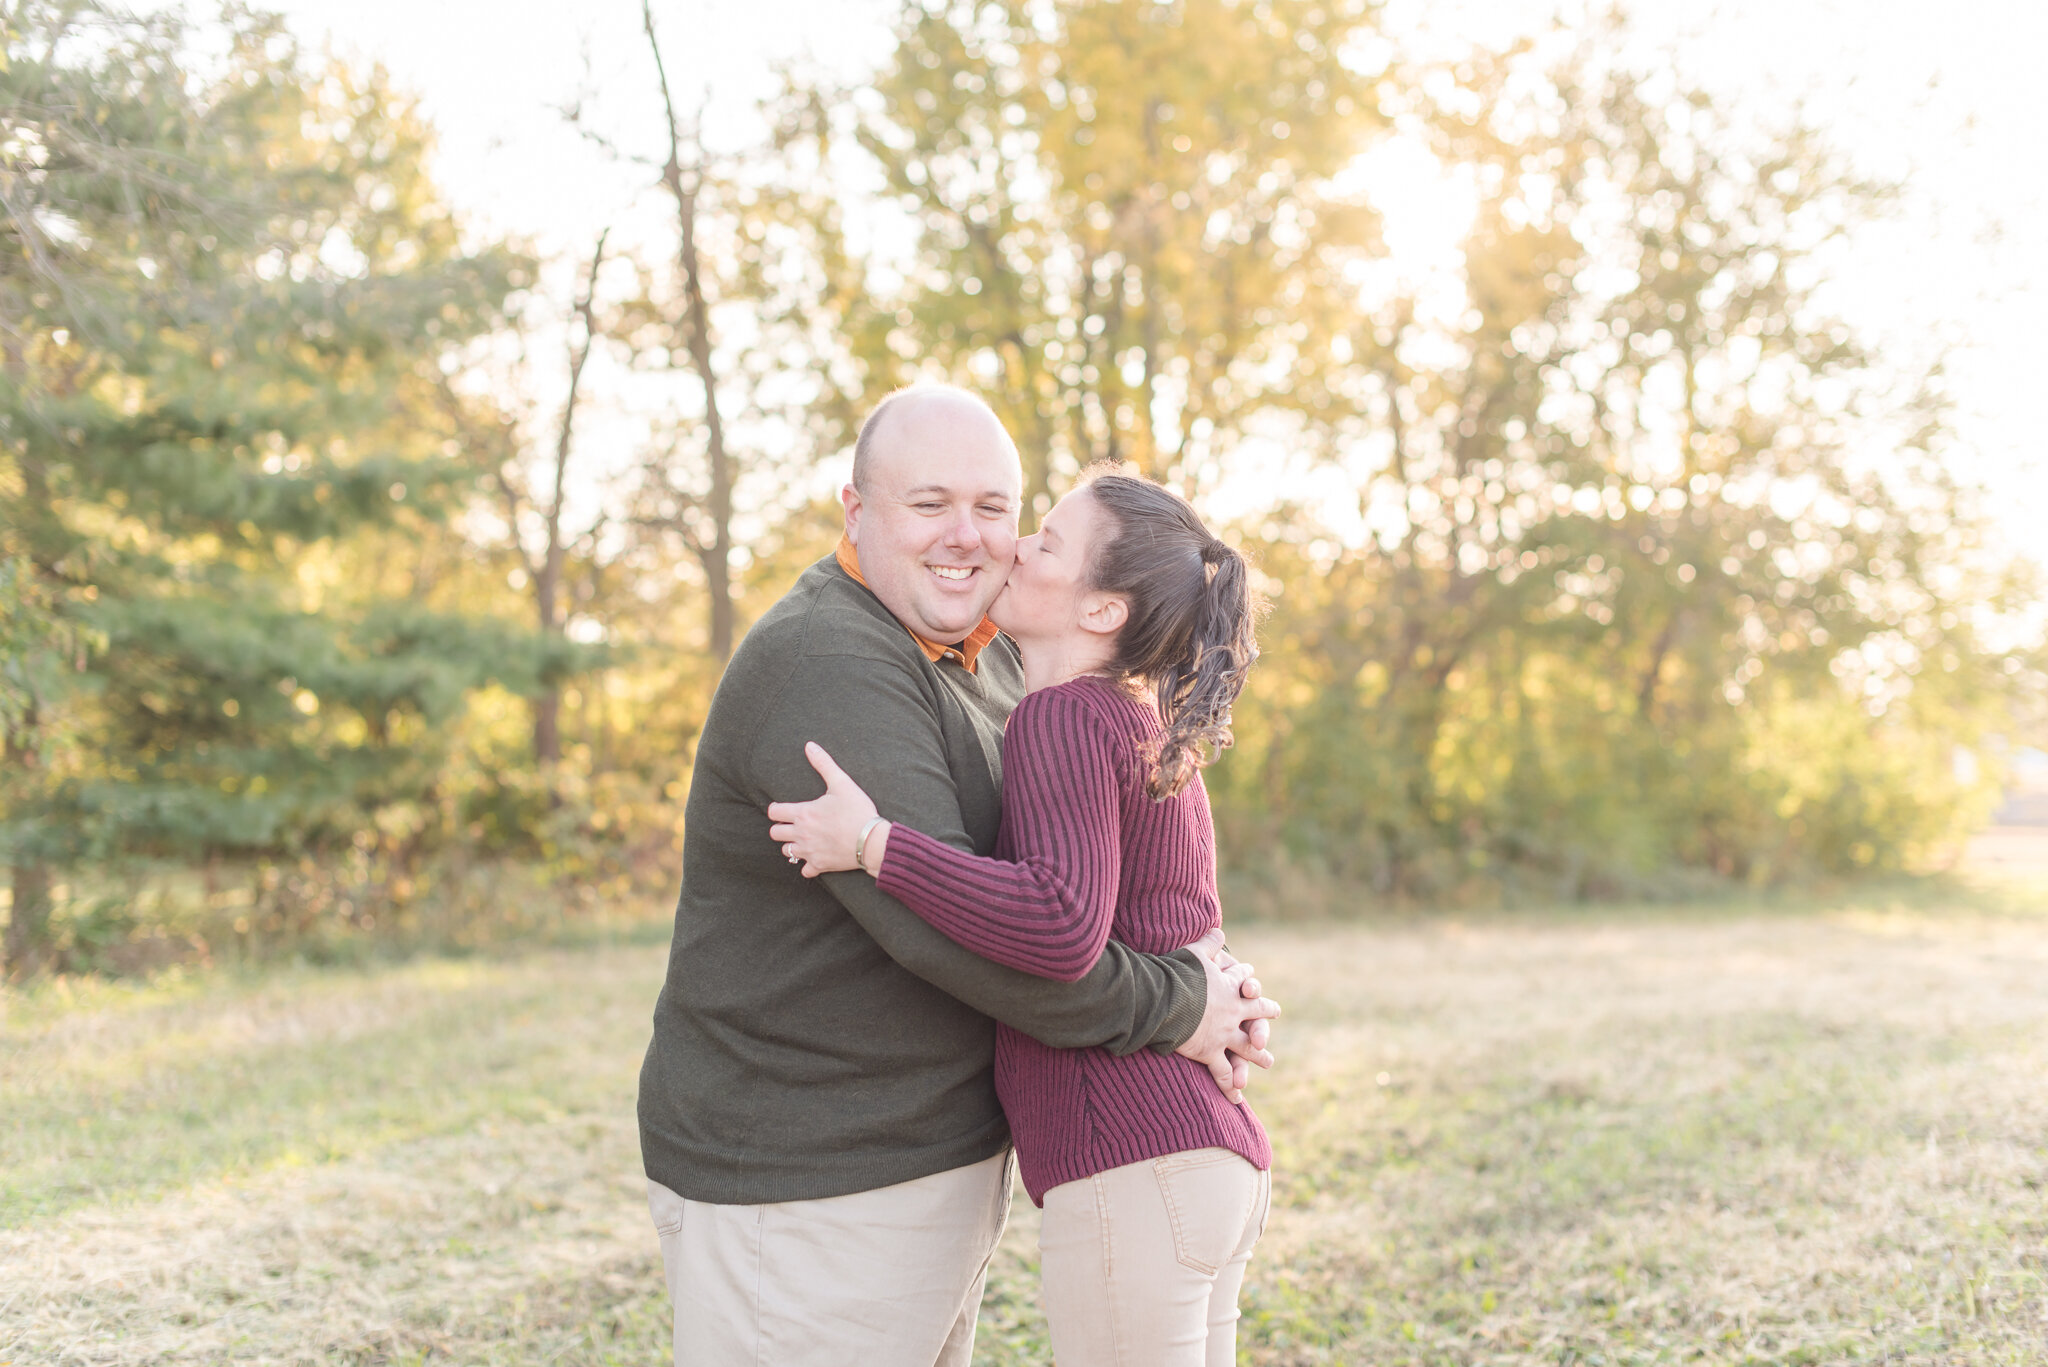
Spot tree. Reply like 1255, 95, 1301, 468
1211, 32, 2033, 895
826, 1, 2033, 897
485, 230, 611, 767
0, 552, 90, 971
0, 3, 539, 969
834, 0, 1387, 509
607, 1, 880, 663
636, 0, 739, 662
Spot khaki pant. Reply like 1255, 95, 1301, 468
645, 1150, 1012, 1367
1039, 1149, 1270, 1367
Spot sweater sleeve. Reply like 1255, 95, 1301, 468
746, 647, 1205, 1055
875, 687, 1120, 982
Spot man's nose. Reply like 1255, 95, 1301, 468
941, 508, 980, 549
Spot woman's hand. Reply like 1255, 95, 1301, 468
1180, 930, 1277, 1104
767, 742, 884, 878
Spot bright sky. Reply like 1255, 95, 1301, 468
255, 0, 2048, 574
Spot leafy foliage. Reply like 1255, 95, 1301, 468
835, 0, 1388, 508
1, 3, 556, 965
809, 2, 2039, 900
2, 0, 2042, 972
1207, 37, 2037, 898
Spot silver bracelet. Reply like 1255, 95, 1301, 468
855, 816, 888, 873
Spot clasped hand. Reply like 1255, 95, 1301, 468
1181, 928, 1279, 1106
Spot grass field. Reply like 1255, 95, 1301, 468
4, 894, 2046, 1365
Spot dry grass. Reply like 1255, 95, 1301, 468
4, 895, 2046, 1365
0, 948, 672, 1365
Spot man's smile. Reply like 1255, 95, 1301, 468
927, 564, 977, 583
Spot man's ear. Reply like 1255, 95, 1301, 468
1078, 591, 1128, 638
841, 483, 863, 544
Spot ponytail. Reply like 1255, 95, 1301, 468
1080, 473, 1260, 800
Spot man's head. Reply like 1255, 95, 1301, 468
843, 386, 1022, 643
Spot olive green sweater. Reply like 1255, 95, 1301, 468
637, 555, 1208, 1204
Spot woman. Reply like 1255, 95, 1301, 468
767, 470, 1270, 1366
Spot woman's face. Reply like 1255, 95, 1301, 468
989, 486, 1110, 643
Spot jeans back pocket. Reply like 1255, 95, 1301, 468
1151, 1149, 1255, 1276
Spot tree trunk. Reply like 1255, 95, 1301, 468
4, 710, 52, 977
532, 690, 561, 767
1637, 610, 1681, 720
644, 0, 737, 665
533, 532, 563, 764
677, 166, 736, 663
5, 859, 52, 978
530, 230, 607, 766
1139, 98, 1167, 485
703, 533, 734, 664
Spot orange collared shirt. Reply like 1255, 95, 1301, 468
835, 535, 1002, 674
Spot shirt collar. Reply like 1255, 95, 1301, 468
835, 535, 1001, 674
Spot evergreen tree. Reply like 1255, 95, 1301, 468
0, 3, 549, 970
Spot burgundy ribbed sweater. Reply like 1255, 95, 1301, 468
876, 675, 1270, 1205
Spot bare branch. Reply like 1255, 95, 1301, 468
642, 0, 738, 660
642, 0, 689, 192
428, 373, 539, 581
538, 227, 612, 630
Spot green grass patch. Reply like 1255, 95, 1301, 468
4, 909, 2046, 1365
1, 949, 660, 1227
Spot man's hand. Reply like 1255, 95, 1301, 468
1175, 940, 1280, 1105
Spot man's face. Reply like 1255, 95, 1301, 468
843, 394, 1023, 643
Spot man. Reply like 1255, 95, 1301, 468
638, 385, 1280, 1365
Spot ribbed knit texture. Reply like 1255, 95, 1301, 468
877, 675, 1271, 1205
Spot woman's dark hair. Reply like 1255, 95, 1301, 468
1081, 470, 1260, 800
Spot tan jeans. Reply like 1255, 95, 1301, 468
645, 1150, 1012, 1366
1039, 1148, 1270, 1367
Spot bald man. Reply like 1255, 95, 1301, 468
637, 386, 1278, 1365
